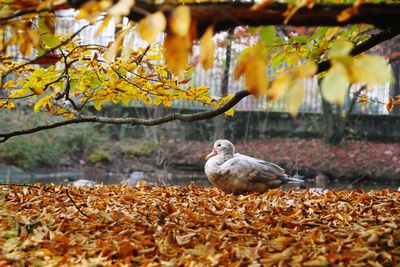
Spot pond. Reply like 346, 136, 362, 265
0, 167, 399, 191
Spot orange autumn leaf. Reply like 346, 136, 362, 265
164, 33, 191, 76
386, 97, 395, 112
357, 95, 369, 103
337, 7, 356, 22
199, 26, 215, 70
169, 6, 191, 37
119, 242, 137, 258
138, 11, 166, 43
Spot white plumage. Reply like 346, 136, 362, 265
204, 139, 302, 194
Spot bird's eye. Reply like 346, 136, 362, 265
217, 144, 221, 147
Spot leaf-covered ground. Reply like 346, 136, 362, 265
1, 184, 400, 266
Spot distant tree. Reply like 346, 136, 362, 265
0, 0, 399, 143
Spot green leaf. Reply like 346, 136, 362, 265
260, 26, 276, 44
351, 55, 394, 85
321, 63, 349, 106
285, 79, 305, 117
42, 34, 62, 48
292, 36, 307, 44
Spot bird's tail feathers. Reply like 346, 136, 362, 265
282, 174, 304, 183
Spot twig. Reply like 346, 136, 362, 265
65, 188, 89, 217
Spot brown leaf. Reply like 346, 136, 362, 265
119, 242, 137, 258
30, 54, 61, 65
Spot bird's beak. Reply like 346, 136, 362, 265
205, 148, 217, 160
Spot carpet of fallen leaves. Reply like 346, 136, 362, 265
1, 184, 400, 266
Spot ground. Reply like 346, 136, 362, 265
1, 184, 399, 266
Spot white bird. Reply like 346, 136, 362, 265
204, 139, 303, 194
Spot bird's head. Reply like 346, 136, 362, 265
205, 139, 235, 160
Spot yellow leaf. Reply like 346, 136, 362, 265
325, 27, 341, 40
268, 72, 291, 102
244, 56, 268, 97
94, 101, 102, 111
104, 28, 129, 63
233, 57, 248, 81
328, 40, 353, 58
30, 85, 44, 95
139, 94, 152, 105
108, 0, 135, 16
224, 108, 234, 116
287, 53, 300, 66
96, 15, 112, 36
138, 12, 166, 43
321, 62, 349, 105
164, 34, 191, 76
169, 6, 191, 37
286, 79, 305, 117
351, 54, 394, 85
122, 33, 135, 63
296, 60, 317, 78
34, 94, 53, 112
199, 26, 214, 70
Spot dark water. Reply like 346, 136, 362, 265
0, 168, 399, 191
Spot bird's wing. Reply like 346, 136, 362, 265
222, 153, 286, 183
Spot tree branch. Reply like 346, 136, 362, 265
128, 2, 400, 33
0, 90, 250, 143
